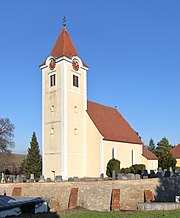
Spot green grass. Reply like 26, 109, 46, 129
60, 209, 180, 218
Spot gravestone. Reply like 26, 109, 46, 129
16, 175, 24, 183
55, 175, 62, 182
112, 170, 116, 180
30, 174, 35, 182
117, 173, 123, 180
164, 171, 170, 177
127, 173, 135, 180
73, 177, 79, 181
39, 175, 45, 182
46, 178, 51, 182
111, 189, 120, 211
142, 170, 148, 179
149, 170, 156, 178
135, 174, 141, 180
100, 173, 104, 180
68, 188, 78, 209
1, 173, 5, 183
68, 177, 74, 181
121, 175, 128, 180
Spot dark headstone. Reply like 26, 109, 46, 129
68, 177, 74, 181
100, 173, 104, 180
46, 178, 51, 182
164, 171, 171, 177
55, 175, 62, 182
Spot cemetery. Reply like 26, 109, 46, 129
1, 167, 180, 216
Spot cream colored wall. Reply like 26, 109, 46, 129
43, 154, 62, 179
103, 141, 143, 174
141, 156, 158, 173
42, 62, 63, 179
65, 63, 86, 178
85, 113, 101, 177
176, 159, 180, 167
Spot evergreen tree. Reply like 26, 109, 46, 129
155, 137, 176, 171
147, 138, 156, 153
23, 132, 42, 180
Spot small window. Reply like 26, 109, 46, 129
50, 128, 54, 135
51, 106, 54, 112
73, 75, 79, 87
50, 74, 56, 87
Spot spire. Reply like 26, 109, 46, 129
50, 26, 79, 60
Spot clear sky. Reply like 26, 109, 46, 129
0, 1, 179, 154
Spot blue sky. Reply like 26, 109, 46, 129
0, 1, 179, 153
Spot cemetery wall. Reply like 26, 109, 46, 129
0, 177, 180, 211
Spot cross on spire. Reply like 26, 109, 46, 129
62, 16, 66, 27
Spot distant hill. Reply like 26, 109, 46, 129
13, 154, 26, 167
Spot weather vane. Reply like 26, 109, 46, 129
62, 16, 66, 27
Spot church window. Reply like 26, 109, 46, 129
50, 74, 56, 87
50, 128, 54, 135
51, 105, 54, 112
73, 75, 79, 87
74, 128, 78, 135
74, 106, 78, 113
131, 149, 135, 165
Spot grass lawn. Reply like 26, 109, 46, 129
60, 208, 180, 218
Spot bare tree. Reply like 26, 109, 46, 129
0, 118, 15, 152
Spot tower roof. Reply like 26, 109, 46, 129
51, 27, 79, 59
40, 27, 87, 67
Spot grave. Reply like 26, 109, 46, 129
112, 170, 116, 180
55, 175, 62, 182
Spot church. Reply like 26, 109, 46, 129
40, 24, 158, 180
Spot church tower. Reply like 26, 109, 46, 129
40, 24, 89, 179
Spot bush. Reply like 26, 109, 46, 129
106, 158, 120, 178
132, 164, 146, 175
120, 164, 146, 175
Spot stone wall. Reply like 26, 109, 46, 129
0, 177, 180, 211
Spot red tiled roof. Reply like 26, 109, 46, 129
142, 146, 158, 160
87, 101, 143, 144
170, 144, 180, 158
51, 27, 78, 59
40, 27, 87, 67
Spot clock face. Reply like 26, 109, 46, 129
49, 59, 56, 70
72, 59, 79, 71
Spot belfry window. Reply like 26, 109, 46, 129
73, 75, 79, 87
50, 74, 56, 87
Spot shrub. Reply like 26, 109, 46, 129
106, 158, 120, 178
132, 164, 146, 175
120, 164, 146, 175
